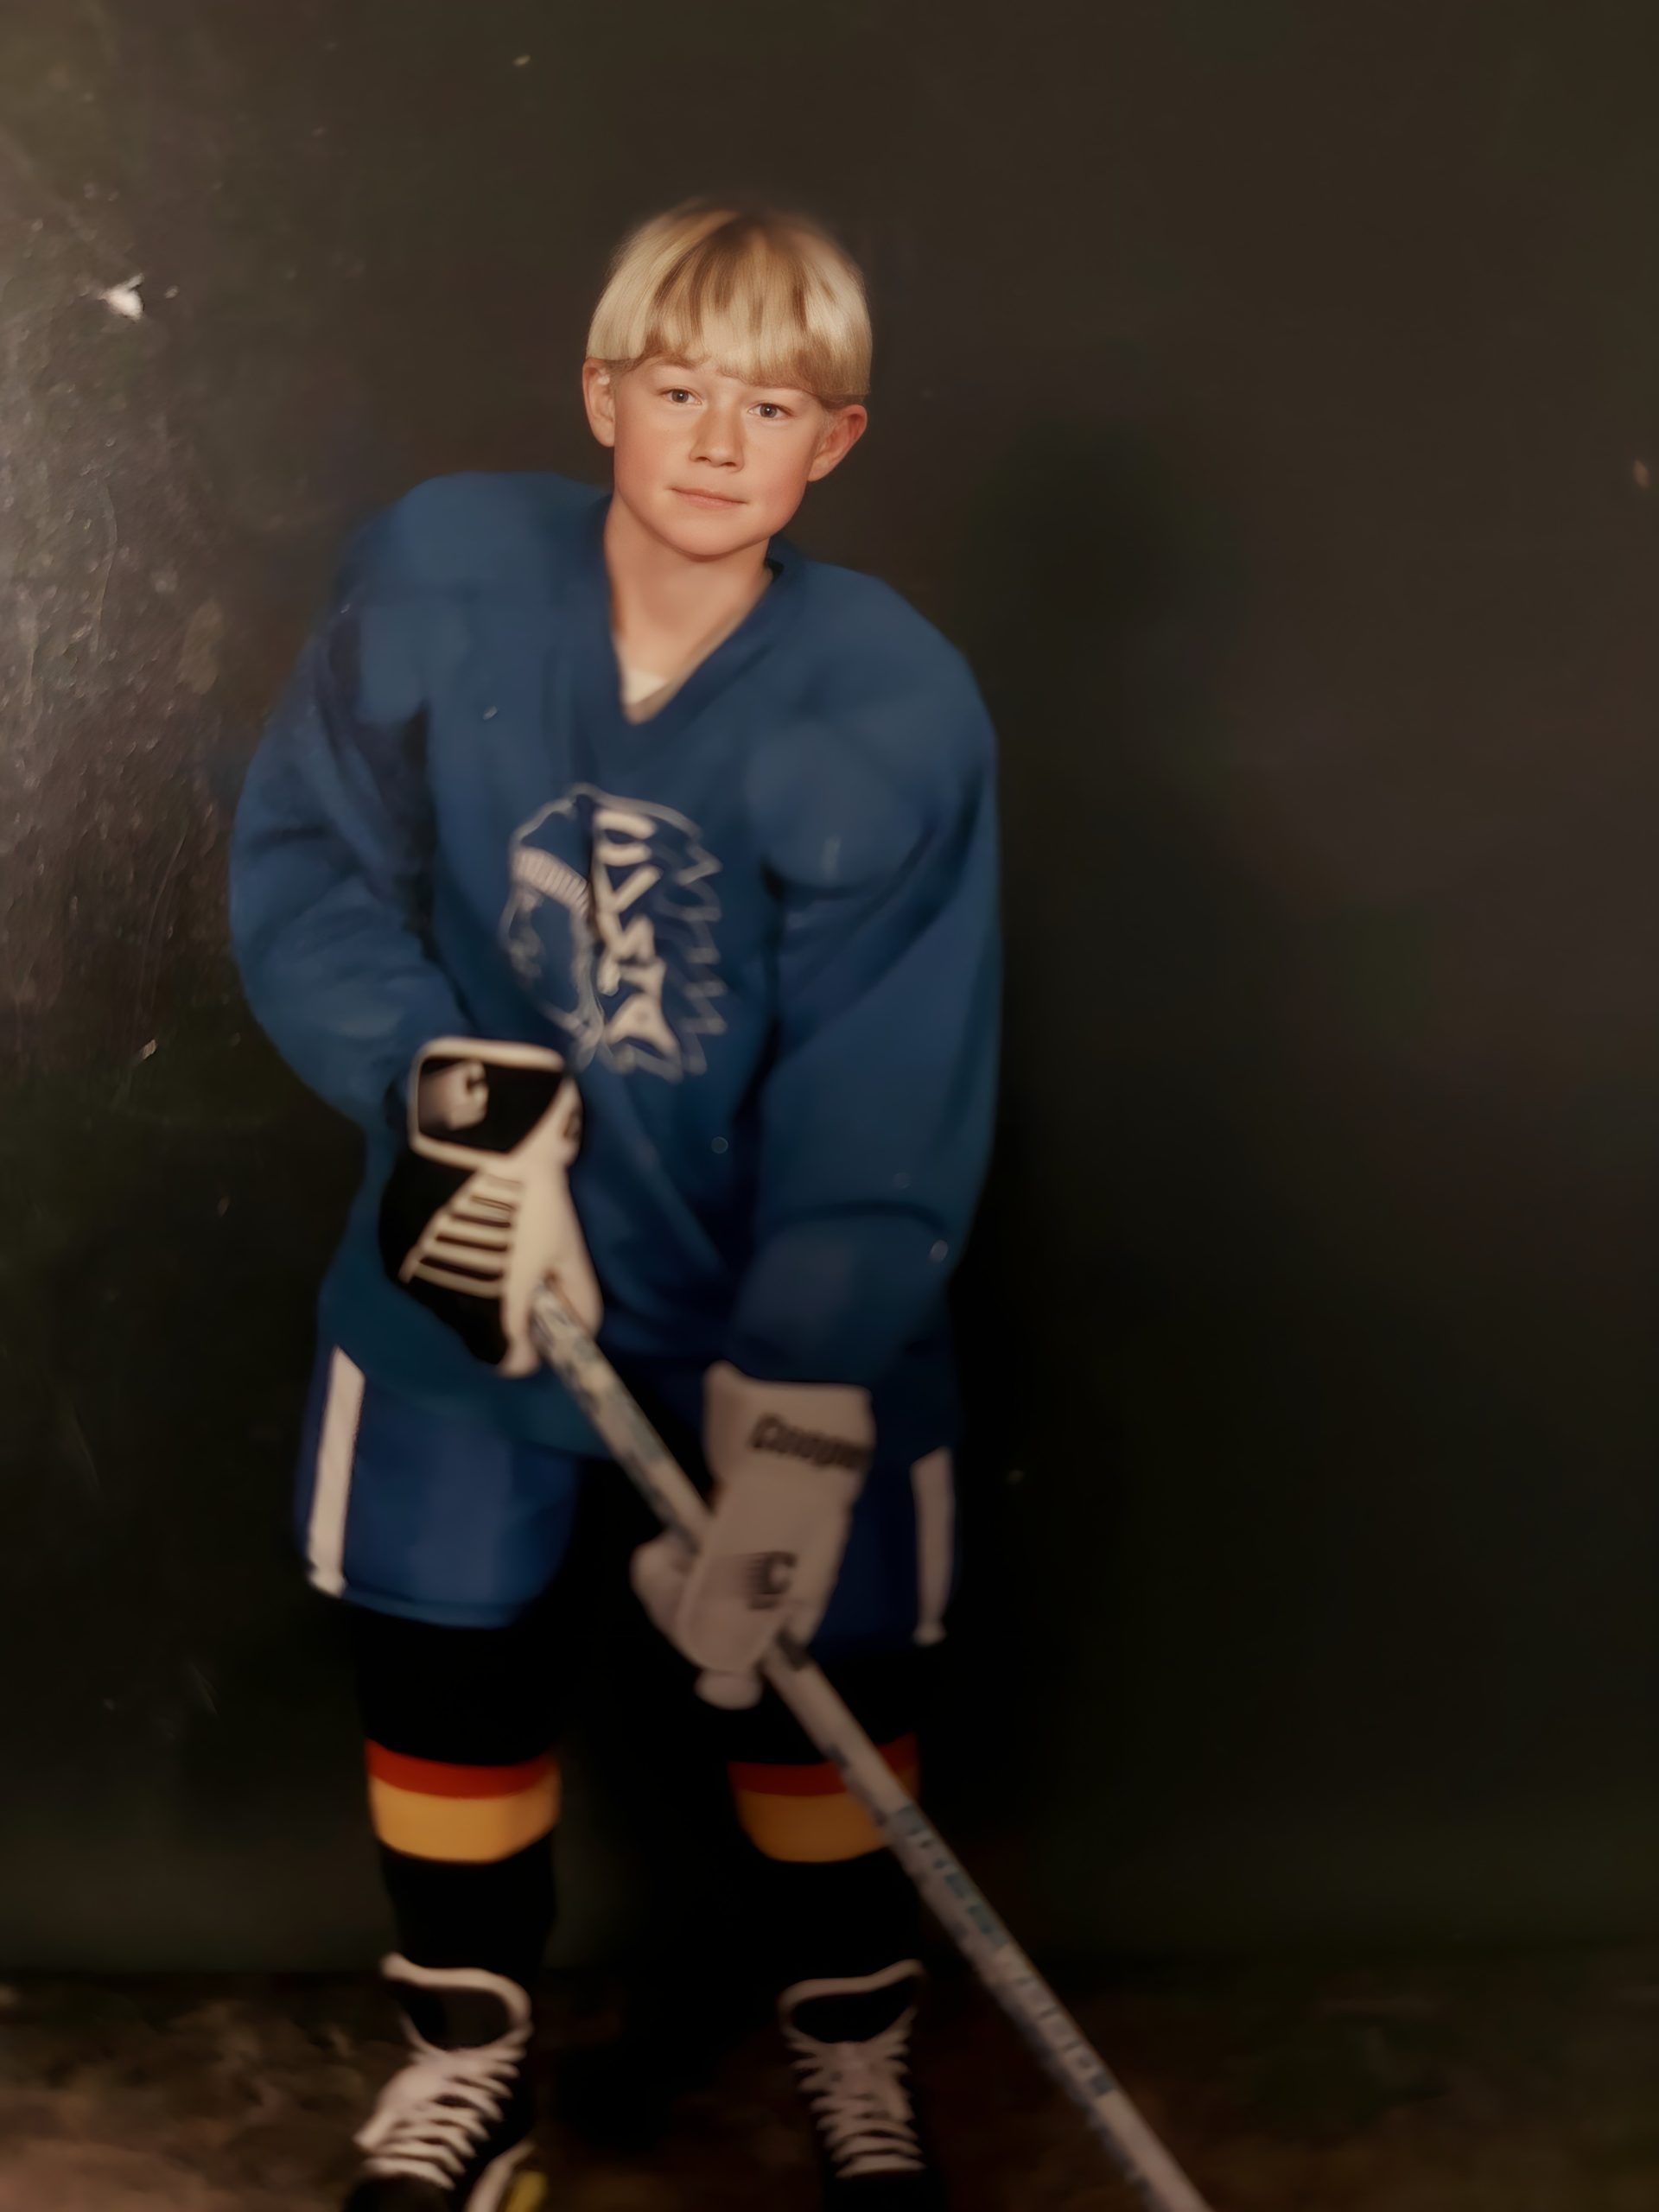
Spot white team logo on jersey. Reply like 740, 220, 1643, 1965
500, 786, 725, 1081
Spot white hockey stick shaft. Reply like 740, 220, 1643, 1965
529, 1286, 1214, 2212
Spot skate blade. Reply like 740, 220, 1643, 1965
504, 2177, 549, 2212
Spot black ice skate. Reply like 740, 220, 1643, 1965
781, 1960, 946, 2207
346, 1956, 544, 2212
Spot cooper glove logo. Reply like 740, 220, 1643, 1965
416, 1057, 491, 1133
748, 1414, 874, 1477
704, 1550, 799, 1613
745, 1551, 799, 1611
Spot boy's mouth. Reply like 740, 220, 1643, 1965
672, 487, 745, 509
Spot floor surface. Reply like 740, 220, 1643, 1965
1, 1947, 1656, 2209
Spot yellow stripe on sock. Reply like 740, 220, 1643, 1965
368, 1762, 561, 1864
732, 1743, 921, 1865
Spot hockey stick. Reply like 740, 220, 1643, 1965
529, 1285, 1215, 2212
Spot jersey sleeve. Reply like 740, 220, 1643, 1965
229, 527, 471, 1132
725, 659, 1001, 1388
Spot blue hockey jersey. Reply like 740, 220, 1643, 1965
231, 474, 1000, 1454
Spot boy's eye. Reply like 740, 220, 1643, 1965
753, 402, 791, 421
664, 387, 695, 404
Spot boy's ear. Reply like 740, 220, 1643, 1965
806, 403, 868, 484
582, 358, 618, 450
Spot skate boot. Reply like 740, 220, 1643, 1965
781, 1960, 946, 2206
345, 1956, 544, 2212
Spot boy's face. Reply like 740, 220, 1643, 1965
583, 356, 867, 562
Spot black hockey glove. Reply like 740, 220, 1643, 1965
378, 1038, 602, 1376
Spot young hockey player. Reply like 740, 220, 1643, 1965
231, 202, 1000, 2209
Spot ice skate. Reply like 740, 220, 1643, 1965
345, 1957, 544, 2212
781, 1961, 947, 2206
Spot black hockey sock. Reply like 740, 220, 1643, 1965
752, 1846, 922, 1993
347, 1601, 565, 1997
372, 1830, 556, 2000
721, 1648, 926, 1994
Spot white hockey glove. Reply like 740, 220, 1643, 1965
378, 1037, 602, 1377
631, 1363, 874, 1708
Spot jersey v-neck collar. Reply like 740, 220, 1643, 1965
570, 489, 802, 756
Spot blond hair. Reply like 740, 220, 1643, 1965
587, 202, 871, 408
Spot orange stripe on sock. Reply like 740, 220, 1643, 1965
365, 1745, 556, 1800
728, 1735, 918, 1799
729, 1738, 920, 1864
365, 1745, 561, 1864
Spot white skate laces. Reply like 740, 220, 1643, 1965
782, 1963, 925, 2180
357, 1962, 532, 2189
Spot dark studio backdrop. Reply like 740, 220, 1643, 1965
2, 0, 1657, 1971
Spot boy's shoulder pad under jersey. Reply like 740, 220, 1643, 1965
343, 471, 599, 599
789, 558, 995, 798
793, 555, 973, 690
341, 474, 992, 766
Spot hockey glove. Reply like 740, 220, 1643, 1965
632, 1363, 874, 1707
378, 1037, 602, 1377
